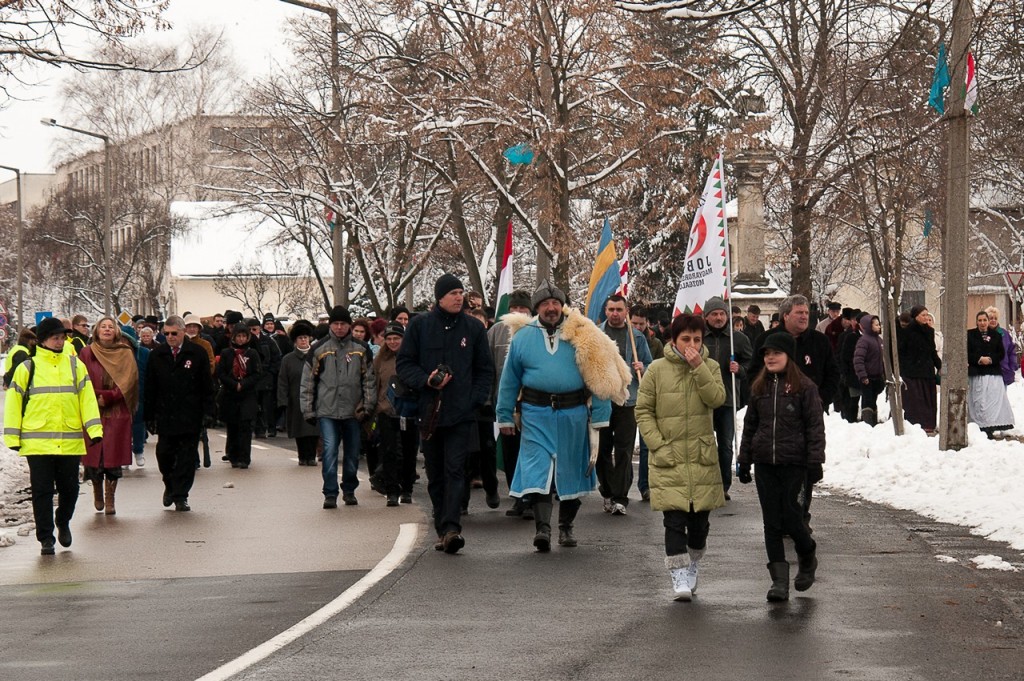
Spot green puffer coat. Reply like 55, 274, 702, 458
635, 345, 727, 513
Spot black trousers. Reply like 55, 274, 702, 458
860, 378, 884, 414
254, 389, 276, 436
663, 508, 710, 556
712, 406, 735, 492
377, 414, 419, 496
156, 432, 200, 502
422, 421, 472, 536
27, 456, 79, 544
499, 430, 521, 489
296, 435, 319, 464
463, 420, 498, 506
226, 419, 253, 465
754, 463, 816, 563
597, 404, 636, 506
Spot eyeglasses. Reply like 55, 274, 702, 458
164, 331, 181, 337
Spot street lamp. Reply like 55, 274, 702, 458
0, 164, 24, 331
41, 118, 113, 315
279, 0, 347, 306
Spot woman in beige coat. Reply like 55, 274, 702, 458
636, 313, 726, 601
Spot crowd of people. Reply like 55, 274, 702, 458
1, 280, 1018, 602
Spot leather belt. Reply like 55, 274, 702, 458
520, 387, 588, 410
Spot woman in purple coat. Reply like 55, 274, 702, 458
853, 314, 885, 426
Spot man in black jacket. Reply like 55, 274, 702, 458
749, 295, 839, 525
145, 315, 214, 512
247, 317, 282, 438
703, 296, 752, 500
396, 274, 494, 554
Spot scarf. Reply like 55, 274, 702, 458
89, 339, 139, 414
232, 346, 250, 380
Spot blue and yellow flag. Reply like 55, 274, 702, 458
584, 218, 621, 323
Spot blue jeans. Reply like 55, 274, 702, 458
712, 406, 735, 492
132, 418, 147, 456
319, 417, 361, 498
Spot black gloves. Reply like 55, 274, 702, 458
737, 463, 752, 484
91, 437, 103, 447
305, 416, 317, 426
808, 463, 824, 485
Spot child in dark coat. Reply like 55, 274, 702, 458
737, 332, 826, 602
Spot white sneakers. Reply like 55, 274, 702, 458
686, 560, 699, 594
135, 453, 145, 468
611, 502, 627, 515
670, 568, 692, 601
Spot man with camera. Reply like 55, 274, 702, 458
301, 305, 377, 509
397, 274, 494, 554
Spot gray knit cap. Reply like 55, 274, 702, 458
531, 281, 567, 310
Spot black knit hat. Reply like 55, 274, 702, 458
231, 323, 251, 338
224, 310, 243, 325
761, 332, 796, 360
244, 318, 260, 328
383, 321, 405, 338
289, 320, 315, 342
826, 301, 842, 311
328, 305, 353, 324
434, 273, 464, 301
263, 312, 275, 323
36, 317, 71, 342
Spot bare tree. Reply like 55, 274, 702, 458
214, 251, 322, 319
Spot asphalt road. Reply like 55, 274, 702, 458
2, 435, 1023, 681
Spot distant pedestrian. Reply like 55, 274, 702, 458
120, 325, 150, 467
78, 317, 139, 516
145, 315, 214, 511
397, 274, 493, 554
635, 313, 726, 600
217, 324, 263, 469
3, 326, 36, 388
248, 317, 282, 439
897, 306, 941, 433
3, 317, 103, 555
737, 333, 825, 602
853, 314, 885, 426
967, 310, 1014, 438
373, 322, 419, 505
277, 320, 320, 466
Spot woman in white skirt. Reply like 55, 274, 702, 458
967, 310, 1015, 438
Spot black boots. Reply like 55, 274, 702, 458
557, 499, 581, 547
532, 499, 553, 552
795, 548, 818, 592
766, 562, 790, 602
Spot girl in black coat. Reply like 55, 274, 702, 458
737, 332, 825, 603
217, 324, 263, 468
897, 306, 942, 432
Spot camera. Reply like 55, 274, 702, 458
428, 364, 452, 388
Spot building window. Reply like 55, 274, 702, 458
902, 290, 925, 313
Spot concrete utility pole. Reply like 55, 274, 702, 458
0, 165, 24, 331
279, 0, 348, 307
939, 0, 975, 451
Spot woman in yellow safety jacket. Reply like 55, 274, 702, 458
3, 317, 103, 555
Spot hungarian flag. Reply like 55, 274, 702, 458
672, 153, 730, 316
494, 220, 514, 319
965, 51, 979, 114
617, 238, 630, 297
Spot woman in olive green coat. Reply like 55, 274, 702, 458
636, 313, 726, 601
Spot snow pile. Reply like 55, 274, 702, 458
816, 381, 1024, 551
971, 555, 1018, 571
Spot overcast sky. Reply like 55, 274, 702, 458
0, 0, 299, 175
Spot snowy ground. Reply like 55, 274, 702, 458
1, 384, 1023, 567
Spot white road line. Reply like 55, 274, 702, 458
193, 522, 419, 681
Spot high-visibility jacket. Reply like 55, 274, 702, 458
3, 347, 103, 456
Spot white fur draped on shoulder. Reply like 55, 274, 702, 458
504, 307, 631, 405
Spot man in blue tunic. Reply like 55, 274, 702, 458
496, 282, 631, 552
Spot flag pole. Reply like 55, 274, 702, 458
717, 150, 740, 463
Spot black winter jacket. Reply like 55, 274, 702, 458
967, 328, 1004, 377
897, 321, 941, 380
704, 323, 752, 408
145, 340, 214, 435
396, 306, 494, 428
738, 372, 825, 467
749, 326, 840, 408
837, 328, 861, 387
216, 345, 263, 422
